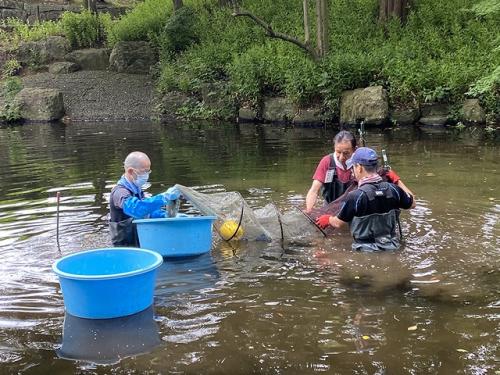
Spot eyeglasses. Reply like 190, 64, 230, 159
133, 168, 152, 175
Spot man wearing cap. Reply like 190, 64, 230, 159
315, 147, 416, 251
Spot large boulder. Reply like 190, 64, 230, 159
391, 106, 420, 125
340, 86, 389, 126
419, 103, 450, 126
109, 41, 155, 74
17, 36, 70, 66
155, 91, 191, 123
48, 61, 79, 74
14, 87, 64, 121
461, 99, 485, 124
65, 48, 110, 71
238, 106, 258, 123
262, 97, 295, 122
293, 107, 326, 125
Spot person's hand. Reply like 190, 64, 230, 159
385, 170, 400, 184
163, 186, 181, 202
316, 215, 331, 229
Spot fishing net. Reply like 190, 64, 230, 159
175, 184, 325, 243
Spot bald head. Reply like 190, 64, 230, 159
124, 151, 150, 170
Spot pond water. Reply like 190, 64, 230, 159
0, 122, 498, 374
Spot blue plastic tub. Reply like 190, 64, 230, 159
52, 248, 163, 319
134, 216, 216, 257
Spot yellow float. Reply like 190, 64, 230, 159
219, 220, 244, 241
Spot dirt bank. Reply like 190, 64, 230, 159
22, 70, 154, 122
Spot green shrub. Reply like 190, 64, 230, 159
1, 18, 63, 47
0, 77, 23, 123
60, 10, 111, 48
106, 0, 172, 46
1, 59, 21, 78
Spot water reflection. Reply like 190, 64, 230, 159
57, 306, 160, 364
0, 122, 498, 373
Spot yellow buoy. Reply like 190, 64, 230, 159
219, 220, 244, 241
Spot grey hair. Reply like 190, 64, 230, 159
124, 151, 149, 169
333, 130, 357, 148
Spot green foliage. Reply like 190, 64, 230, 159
0, 18, 63, 47
106, 0, 172, 46
60, 10, 111, 48
111, 0, 500, 119
161, 6, 199, 55
0, 77, 23, 123
1, 59, 21, 78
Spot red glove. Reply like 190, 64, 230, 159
316, 215, 331, 229
385, 169, 400, 184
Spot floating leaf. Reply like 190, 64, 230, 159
407, 325, 418, 331
456, 348, 468, 353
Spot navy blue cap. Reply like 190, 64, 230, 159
352, 147, 378, 166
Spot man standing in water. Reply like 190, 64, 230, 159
109, 151, 179, 247
315, 147, 416, 251
305, 130, 406, 213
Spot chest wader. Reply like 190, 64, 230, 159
109, 185, 141, 247
349, 182, 402, 252
321, 154, 353, 204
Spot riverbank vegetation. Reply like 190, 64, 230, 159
0, 0, 498, 122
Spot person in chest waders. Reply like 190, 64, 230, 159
109, 151, 180, 247
305, 130, 406, 214
315, 147, 416, 251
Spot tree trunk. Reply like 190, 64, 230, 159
379, 0, 410, 23
87, 0, 97, 14
315, 0, 328, 58
303, 0, 310, 44
173, 0, 183, 12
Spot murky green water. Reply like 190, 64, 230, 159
0, 122, 498, 374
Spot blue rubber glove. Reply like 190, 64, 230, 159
163, 186, 181, 202
123, 194, 166, 219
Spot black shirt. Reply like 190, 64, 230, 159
337, 182, 413, 222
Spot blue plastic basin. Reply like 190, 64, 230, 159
134, 216, 216, 257
52, 248, 163, 319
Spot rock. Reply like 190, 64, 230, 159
65, 48, 110, 71
238, 106, 258, 123
48, 61, 79, 74
14, 87, 64, 121
391, 106, 420, 125
109, 41, 155, 74
262, 97, 295, 123
17, 36, 70, 66
340, 86, 389, 125
461, 99, 485, 124
419, 103, 449, 126
293, 107, 325, 125
155, 91, 191, 123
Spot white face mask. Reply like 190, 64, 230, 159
134, 171, 150, 188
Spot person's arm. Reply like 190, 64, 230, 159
305, 180, 323, 213
123, 194, 166, 219
385, 169, 416, 208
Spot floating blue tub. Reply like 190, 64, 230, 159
52, 248, 163, 319
134, 216, 216, 258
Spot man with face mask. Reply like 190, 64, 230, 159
109, 151, 179, 247
315, 147, 416, 251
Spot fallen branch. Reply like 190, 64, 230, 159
232, 9, 319, 61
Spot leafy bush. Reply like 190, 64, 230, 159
106, 0, 172, 46
0, 77, 23, 123
1, 59, 21, 78
0, 18, 63, 47
60, 10, 111, 48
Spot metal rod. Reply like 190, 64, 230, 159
56, 191, 61, 254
